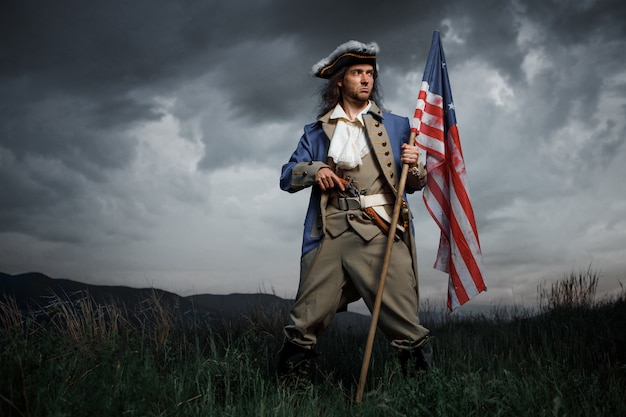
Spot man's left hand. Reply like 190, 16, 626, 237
401, 143, 420, 167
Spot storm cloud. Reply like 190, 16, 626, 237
1, 0, 625, 311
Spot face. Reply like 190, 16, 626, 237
338, 64, 375, 105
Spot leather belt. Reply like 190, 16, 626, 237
329, 193, 394, 211
329, 192, 406, 233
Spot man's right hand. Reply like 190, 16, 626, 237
315, 167, 345, 192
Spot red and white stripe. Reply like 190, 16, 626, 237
413, 81, 486, 311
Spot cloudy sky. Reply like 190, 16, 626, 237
1, 0, 625, 313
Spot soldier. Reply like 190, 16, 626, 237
278, 40, 430, 379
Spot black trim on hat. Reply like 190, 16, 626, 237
317, 53, 377, 78
311, 41, 379, 79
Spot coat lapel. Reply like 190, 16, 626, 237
363, 103, 399, 194
319, 101, 399, 193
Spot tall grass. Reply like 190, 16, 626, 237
1, 270, 625, 416
538, 266, 600, 312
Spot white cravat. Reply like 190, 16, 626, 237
327, 102, 371, 169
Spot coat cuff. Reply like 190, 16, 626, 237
406, 161, 427, 191
291, 161, 330, 188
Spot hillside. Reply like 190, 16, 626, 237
0, 271, 369, 330
1, 270, 624, 416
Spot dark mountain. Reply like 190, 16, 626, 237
0, 272, 281, 319
0, 271, 188, 311
188, 293, 292, 318
0, 272, 370, 331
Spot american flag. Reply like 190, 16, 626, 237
412, 31, 487, 311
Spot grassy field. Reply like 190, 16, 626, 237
1, 269, 624, 416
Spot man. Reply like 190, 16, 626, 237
278, 40, 430, 379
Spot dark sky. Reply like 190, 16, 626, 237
1, 0, 625, 311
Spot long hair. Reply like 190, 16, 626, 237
316, 67, 384, 118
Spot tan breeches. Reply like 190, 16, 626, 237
284, 230, 429, 350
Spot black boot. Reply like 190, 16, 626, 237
277, 340, 318, 381
398, 343, 432, 377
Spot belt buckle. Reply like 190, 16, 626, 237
338, 196, 360, 211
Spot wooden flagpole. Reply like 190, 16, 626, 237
355, 130, 417, 403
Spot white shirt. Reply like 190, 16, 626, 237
327, 101, 372, 170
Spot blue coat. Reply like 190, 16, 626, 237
280, 102, 422, 257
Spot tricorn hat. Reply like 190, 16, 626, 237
311, 40, 379, 79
